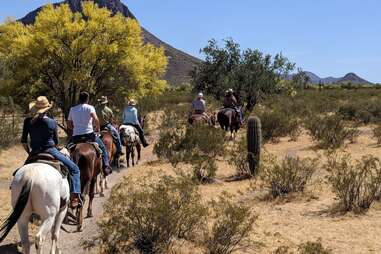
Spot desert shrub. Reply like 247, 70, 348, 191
373, 124, 381, 144
229, 136, 252, 178
273, 246, 292, 254
0, 114, 21, 149
261, 155, 318, 198
203, 193, 256, 254
298, 239, 331, 254
256, 109, 301, 143
154, 125, 225, 183
95, 173, 208, 253
325, 153, 381, 213
304, 114, 359, 149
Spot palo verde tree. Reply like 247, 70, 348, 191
191, 39, 295, 112
0, 2, 167, 117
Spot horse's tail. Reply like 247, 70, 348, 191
0, 180, 31, 242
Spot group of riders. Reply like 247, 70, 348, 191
20, 89, 240, 212
21, 92, 149, 209
190, 88, 244, 124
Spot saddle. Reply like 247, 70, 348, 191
14, 153, 69, 178
67, 142, 103, 157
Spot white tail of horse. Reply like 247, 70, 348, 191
0, 163, 69, 254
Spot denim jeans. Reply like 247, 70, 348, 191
95, 135, 110, 168
46, 147, 81, 194
105, 123, 123, 153
71, 133, 110, 169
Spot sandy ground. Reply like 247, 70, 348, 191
1, 125, 381, 253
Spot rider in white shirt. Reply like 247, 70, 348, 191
68, 92, 111, 175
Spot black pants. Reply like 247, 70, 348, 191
124, 123, 147, 144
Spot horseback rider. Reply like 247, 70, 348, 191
223, 88, 243, 123
21, 96, 82, 208
67, 92, 112, 176
191, 92, 207, 116
96, 96, 124, 156
122, 99, 149, 147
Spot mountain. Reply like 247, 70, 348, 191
20, 0, 201, 85
300, 71, 371, 85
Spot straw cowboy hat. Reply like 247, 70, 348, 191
29, 96, 53, 116
98, 96, 108, 105
128, 99, 137, 106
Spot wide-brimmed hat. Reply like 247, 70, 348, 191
29, 96, 52, 115
226, 88, 234, 94
128, 99, 137, 106
98, 96, 108, 105
198, 92, 204, 98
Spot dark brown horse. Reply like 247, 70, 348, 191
217, 108, 241, 139
101, 131, 119, 167
71, 143, 102, 232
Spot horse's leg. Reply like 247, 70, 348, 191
126, 146, 130, 168
51, 206, 67, 254
87, 177, 97, 218
99, 174, 105, 197
35, 214, 55, 254
76, 206, 83, 232
17, 215, 31, 254
136, 143, 141, 165
131, 145, 135, 166
105, 176, 109, 189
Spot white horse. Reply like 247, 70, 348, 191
0, 163, 69, 254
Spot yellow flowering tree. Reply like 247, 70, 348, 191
0, 2, 167, 117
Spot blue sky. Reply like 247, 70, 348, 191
1, 0, 380, 82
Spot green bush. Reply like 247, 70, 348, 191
261, 155, 318, 198
325, 153, 381, 213
298, 239, 331, 254
203, 193, 256, 254
95, 173, 208, 253
154, 125, 225, 183
256, 109, 301, 143
229, 135, 255, 179
304, 114, 359, 149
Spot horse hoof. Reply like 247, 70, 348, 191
87, 213, 93, 218
77, 227, 83, 232
100, 193, 105, 198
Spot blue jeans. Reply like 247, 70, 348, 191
95, 136, 110, 168
105, 123, 123, 153
46, 147, 81, 194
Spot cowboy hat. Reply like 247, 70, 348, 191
128, 99, 137, 106
98, 96, 108, 105
29, 96, 53, 115
197, 92, 204, 98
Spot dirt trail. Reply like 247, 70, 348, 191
0, 143, 157, 254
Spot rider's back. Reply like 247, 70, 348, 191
21, 117, 57, 153
69, 104, 95, 136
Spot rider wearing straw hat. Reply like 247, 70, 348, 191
96, 96, 124, 156
122, 99, 149, 147
21, 96, 82, 208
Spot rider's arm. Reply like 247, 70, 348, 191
67, 108, 73, 130
91, 112, 100, 133
21, 118, 30, 154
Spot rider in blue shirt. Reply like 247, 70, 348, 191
122, 99, 149, 147
21, 96, 81, 208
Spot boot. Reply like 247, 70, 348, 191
70, 193, 82, 209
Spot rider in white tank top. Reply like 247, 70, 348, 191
68, 104, 96, 136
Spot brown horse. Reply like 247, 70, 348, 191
101, 131, 119, 167
71, 143, 102, 232
188, 113, 210, 126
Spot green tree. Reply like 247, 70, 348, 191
0, 2, 167, 117
191, 39, 295, 111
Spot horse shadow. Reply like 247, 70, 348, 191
0, 243, 19, 254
